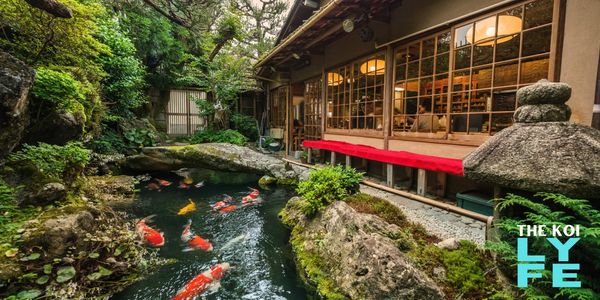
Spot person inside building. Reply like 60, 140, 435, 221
410, 100, 439, 133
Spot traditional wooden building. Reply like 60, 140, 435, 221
255, 0, 600, 206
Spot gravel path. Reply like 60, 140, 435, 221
360, 184, 486, 246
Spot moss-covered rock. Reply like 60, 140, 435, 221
280, 198, 445, 300
123, 143, 305, 182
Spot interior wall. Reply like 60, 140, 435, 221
388, 140, 476, 159
559, 0, 600, 125
323, 133, 385, 149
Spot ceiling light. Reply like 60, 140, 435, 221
359, 59, 385, 75
395, 87, 405, 92
342, 18, 354, 33
327, 72, 344, 86
466, 15, 522, 46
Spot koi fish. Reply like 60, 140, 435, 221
219, 205, 237, 214
242, 188, 261, 205
146, 182, 161, 191
221, 194, 233, 202
178, 182, 191, 189
136, 216, 165, 247
177, 199, 196, 215
182, 177, 194, 185
181, 219, 194, 242
194, 181, 205, 188
181, 219, 213, 252
172, 263, 231, 300
157, 179, 172, 186
219, 234, 247, 252
212, 201, 228, 211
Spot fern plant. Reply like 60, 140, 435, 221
486, 193, 600, 300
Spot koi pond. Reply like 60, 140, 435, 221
112, 169, 308, 300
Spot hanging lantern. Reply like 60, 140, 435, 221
327, 72, 344, 86
359, 59, 385, 75
466, 15, 522, 46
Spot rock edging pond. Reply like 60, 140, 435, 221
279, 196, 446, 300
123, 143, 309, 183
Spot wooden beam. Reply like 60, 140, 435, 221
417, 169, 427, 196
345, 155, 351, 167
330, 151, 336, 165
436, 172, 447, 199
386, 164, 394, 187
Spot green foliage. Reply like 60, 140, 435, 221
344, 193, 408, 227
87, 127, 128, 155
97, 18, 147, 118
31, 67, 86, 116
296, 165, 363, 217
443, 241, 487, 294
486, 193, 600, 299
7, 142, 90, 183
230, 113, 258, 141
189, 129, 247, 145
0, 0, 109, 81
124, 128, 157, 149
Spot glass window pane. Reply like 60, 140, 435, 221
450, 114, 468, 132
452, 70, 470, 91
495, 33, 520, 62
420, 77, 433, 96
422, 38, 435, 57
396, 64, 406, 81
522, 25, 551, 56
407, 61, 419, 79
421, 57, 434, 76
524, 0, 553, 29
396, 48, 408, 64
436, 54, 449, 73
406, 80, 419, 97
434, 94, 448, 114
469, 114, 489, 134
491, 113, 514, 134
451, 92, 468, 113
497, 7, 523, 41
434, 74, 448, 94
406, 98, 418, 114
494, 62, 519, 87
520, 56, 549, 84
492, 88, 517, 112
472, 66, 493, 90
454, 47, 471, 70
437, 31, 451, 53
473, 42, 494, 66
408, 44, 420, 61
473, 16, 497, 45
455, 24, 473, 48
470, 90, 491, 112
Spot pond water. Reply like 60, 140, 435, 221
112, 169, 308, 300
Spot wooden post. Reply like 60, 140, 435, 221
417, 169, 427, 196
307, 148, 312, 164
436, 172, 447, 199
386, 164, 394, 187
330, 151, 336, 165
345, 155, 351, 167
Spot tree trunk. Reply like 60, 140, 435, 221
24, 0, 73, 18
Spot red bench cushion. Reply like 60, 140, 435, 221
303, 140, 464, 176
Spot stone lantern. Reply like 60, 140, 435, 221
463, 80, 600, 200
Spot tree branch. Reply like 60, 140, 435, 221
24, 0, 73, 18
141, 0, 191, 28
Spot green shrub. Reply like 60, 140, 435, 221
296, 165, 363, 217
486, 193, 600, 299
87, 128, 128, 154
230, 113, 258, 141
443, 240, 487, 295
189, 129, 247, 145
8, 142, 91, 183
31, 68, 85, 115
124, 128, 156, 149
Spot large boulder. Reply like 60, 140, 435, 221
0, 52, 34, 158
123, 143, 307, 180
463, 80, 600, 199
282, 198, 445, 300
23, 109, 84, 145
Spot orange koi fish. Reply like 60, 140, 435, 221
178, 182, 191, 189
172, 263, 231, 300
157, 179, 172, 186
136, 216, 165, 247
212, 201, 228, 211
219, 205, 237, 214
181, 219, 213, 252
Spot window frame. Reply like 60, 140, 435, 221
389, 0, 559, 144
304, 77, 323, 141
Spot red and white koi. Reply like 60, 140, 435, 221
181, 219, 213, 252
171, 263, 231, 300
242, 188, 261, 205
157, 179, 172, 186
136, 215, 165, 247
